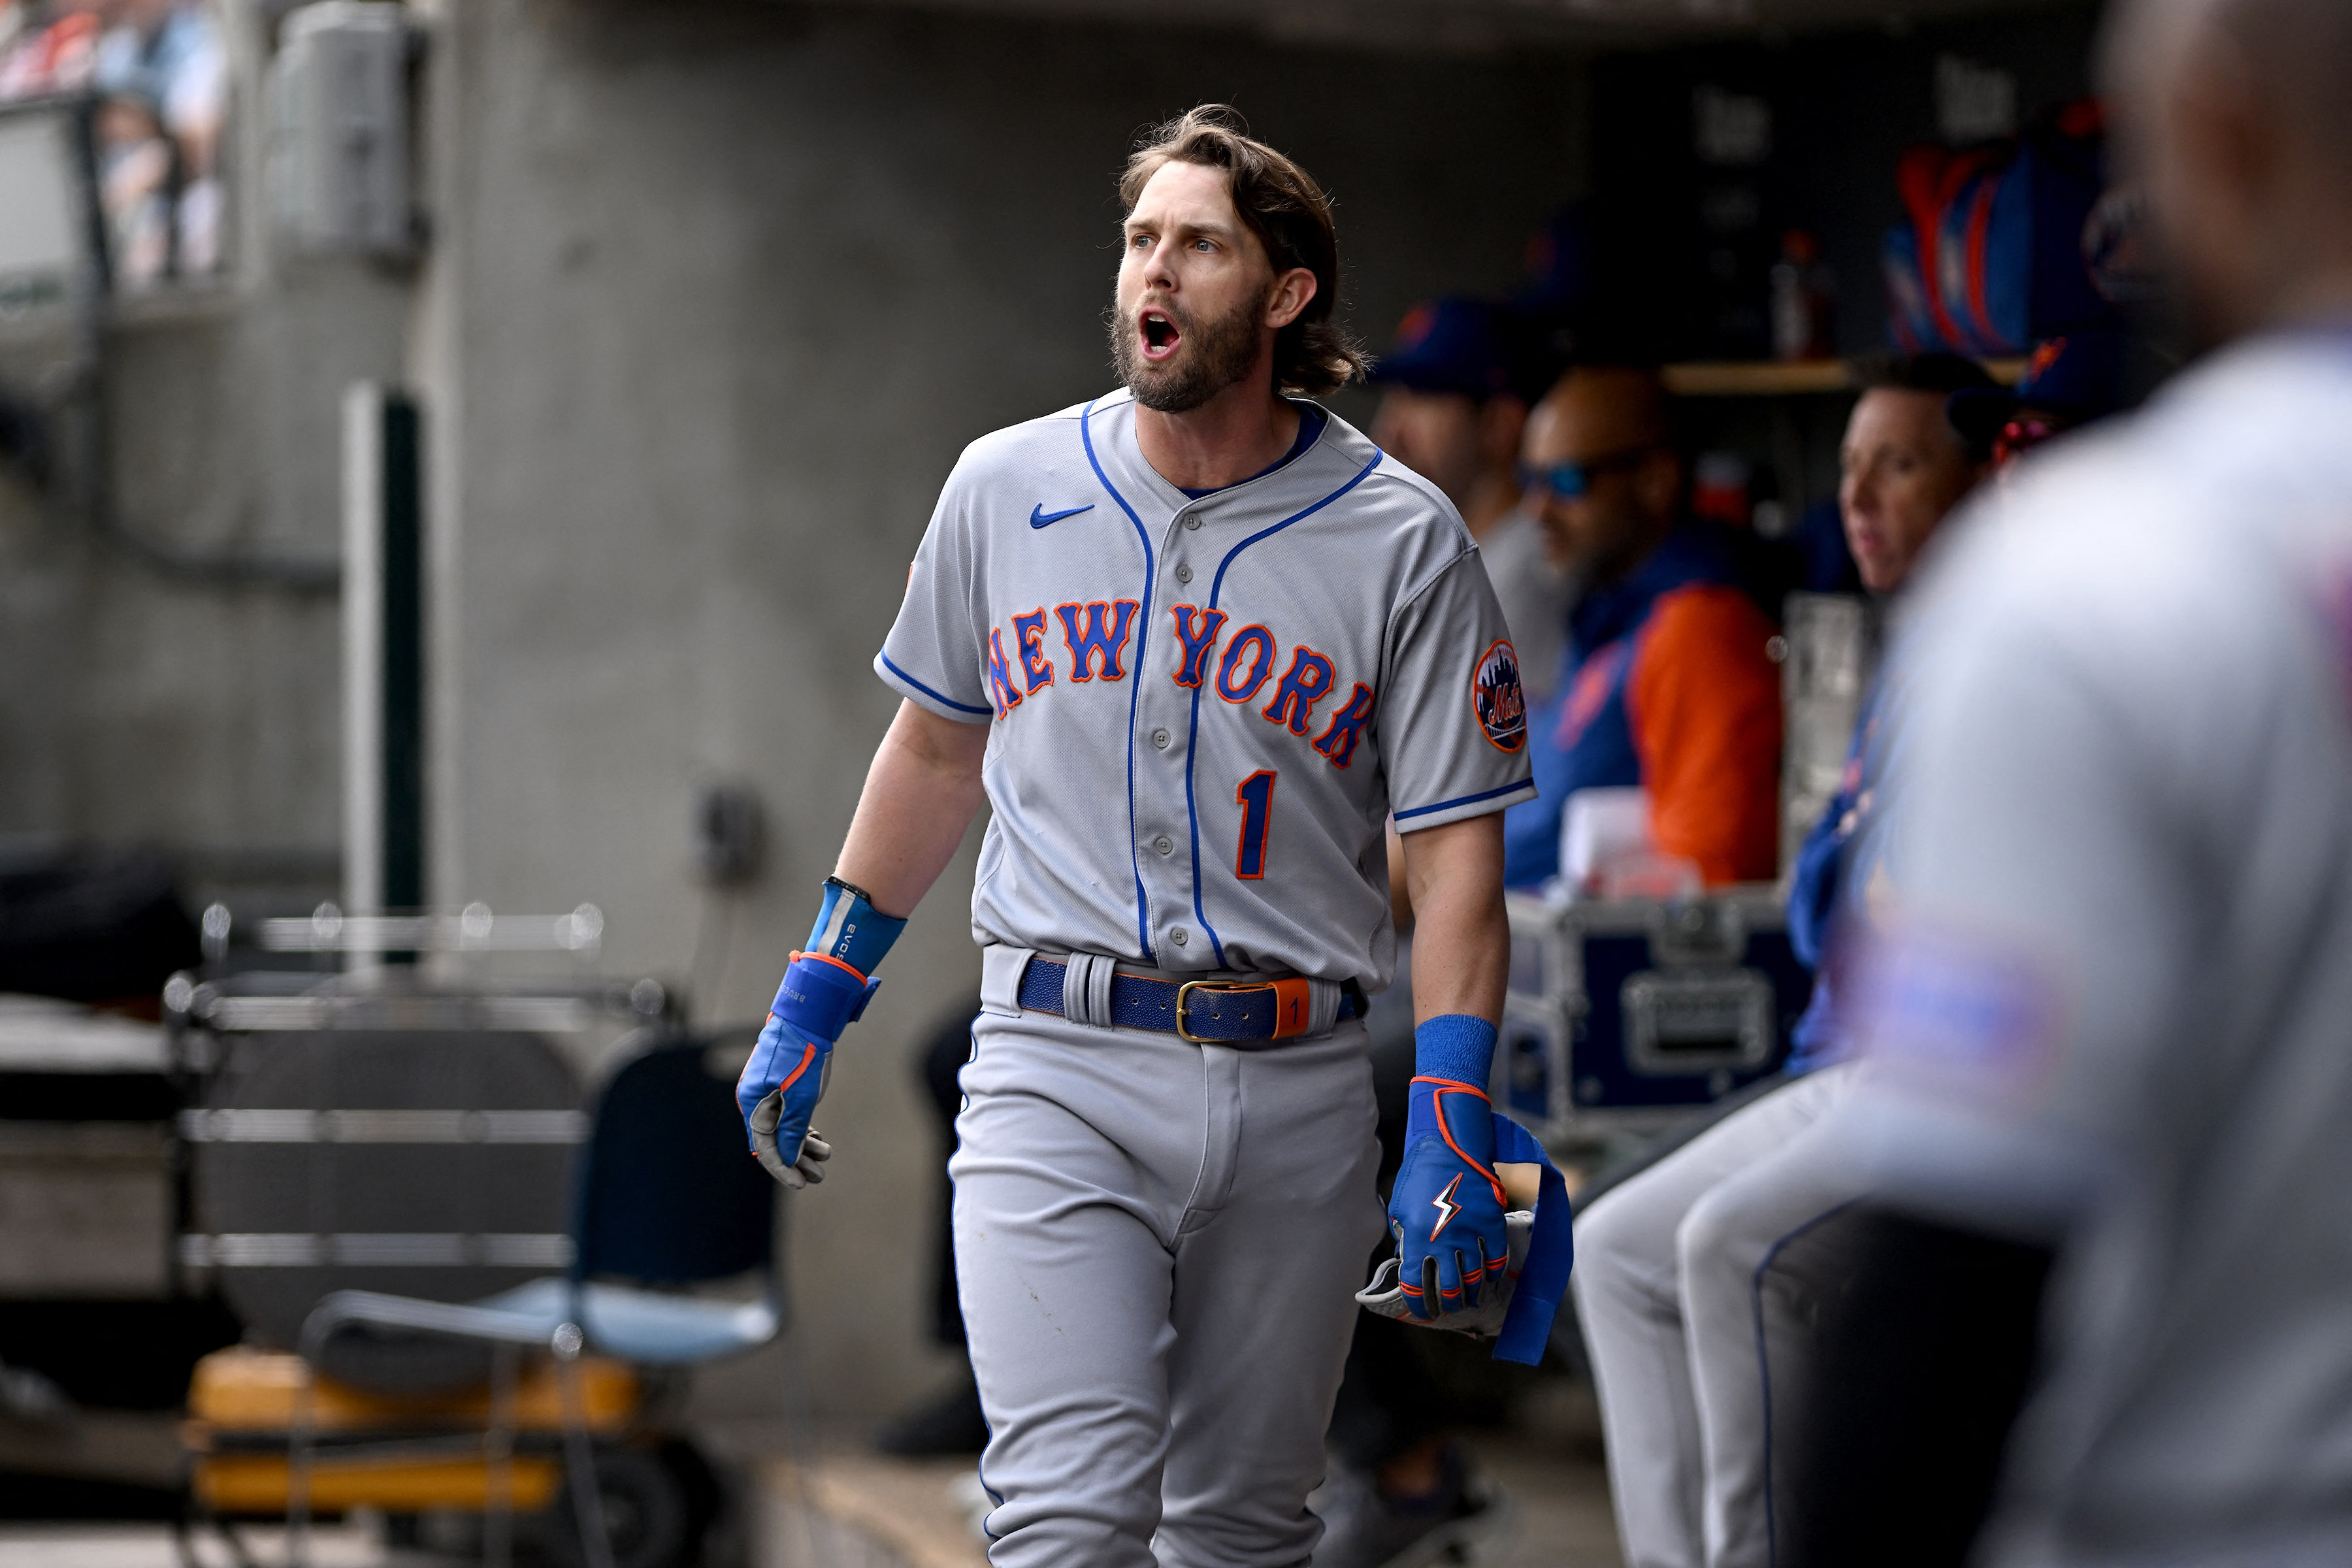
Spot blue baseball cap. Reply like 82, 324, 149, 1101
1374, 297, 1567, 405
1373, 297, 1516, 401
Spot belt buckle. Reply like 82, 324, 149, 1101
1174, 979, 1258, 1044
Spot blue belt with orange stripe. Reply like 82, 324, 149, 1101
1016, 957, 1363, 1044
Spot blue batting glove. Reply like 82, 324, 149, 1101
1389, 1018, 1509, 1320
738, 951, 879, 1190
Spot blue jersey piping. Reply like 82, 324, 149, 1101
878, 652, 995, 717
1392, 776, 1533, 822
1183, 451, 1384, 966
1079, 397, 1157, 964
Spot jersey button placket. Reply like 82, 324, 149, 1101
1141, 526, 1199, 966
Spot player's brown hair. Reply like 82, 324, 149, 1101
1120, 106, 1368, 398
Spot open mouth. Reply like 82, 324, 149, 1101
1139, 307, 1182, 363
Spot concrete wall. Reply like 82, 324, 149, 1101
417, 0, 1589, 1415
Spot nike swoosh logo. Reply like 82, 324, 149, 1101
1030, 503, 1094, 529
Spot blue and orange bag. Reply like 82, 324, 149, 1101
1883, 99, 2112, 356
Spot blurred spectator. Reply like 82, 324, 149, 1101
1570, 355, 1993, 1568
95, 85, 173, 283
94, 0, 225, 283
1784, 0, 2352, 1561
1500, 367, 1782, 889
1371, 297, 1575, 701
0, 0, 226, 285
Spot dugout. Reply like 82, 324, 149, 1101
0, 0, 2140, 1445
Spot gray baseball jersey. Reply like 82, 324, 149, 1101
1826, 329, 2352, 1566
876, 387, 1536, 990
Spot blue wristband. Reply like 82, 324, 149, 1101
1413, 1013, 1497, 1088
771, 951, 880, 1041
806, 878, 906, 977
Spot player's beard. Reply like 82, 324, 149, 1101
1110, 289, 1266, 413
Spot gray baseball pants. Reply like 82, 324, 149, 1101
951, 968, 1384, 1568
1571, 1064, 1857, 1568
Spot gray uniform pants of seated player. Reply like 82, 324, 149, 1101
952, 997, 1384, 1568
1571, 1062, 1858, 1568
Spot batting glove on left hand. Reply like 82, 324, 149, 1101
737, 951, 878, 1190
738, 1010, 832, 1190
1388, 1074, 1509, 1320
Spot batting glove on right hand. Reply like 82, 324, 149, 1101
1388, 1074, 1509, 1320
737, 951, 878, 1190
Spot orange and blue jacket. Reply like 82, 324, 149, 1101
1501, 522, 1783, 889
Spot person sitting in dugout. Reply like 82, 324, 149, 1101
1370, 297, 1577, 704
1500, 366, 1784, 890
1569, 351, 2002, 1568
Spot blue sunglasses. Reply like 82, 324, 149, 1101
1517, 445, 1660, 500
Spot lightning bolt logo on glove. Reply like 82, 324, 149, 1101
1429, 1174, 1464, 1237
1389, 1014, 1509, 1321
1356, 1109, 1576, 1365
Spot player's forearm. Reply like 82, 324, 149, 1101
835, 700, 990, 919
1400, 814, 1509, 1025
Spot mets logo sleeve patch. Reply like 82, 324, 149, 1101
1473, 640, 1527, 753
1380, 553, 1539, 841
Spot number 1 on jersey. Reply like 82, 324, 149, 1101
1235, 770, 1277, 880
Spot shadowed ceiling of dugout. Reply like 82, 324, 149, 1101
747, 0, 2096, 51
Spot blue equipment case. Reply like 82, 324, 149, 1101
1499, 886, 1810, 1145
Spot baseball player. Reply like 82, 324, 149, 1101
1778, 0, 2352, 1562
734, 106, 1535, 1567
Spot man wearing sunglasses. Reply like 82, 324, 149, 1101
1499, 366, 1784, 890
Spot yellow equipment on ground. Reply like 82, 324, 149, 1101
184, 1344, 637, 1516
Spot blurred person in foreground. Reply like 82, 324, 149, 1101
1570, 353, 1995, 1568
1782, 1, 2352, 1564
1372, 297, 1576, 700
1500, 367, 1782, 889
